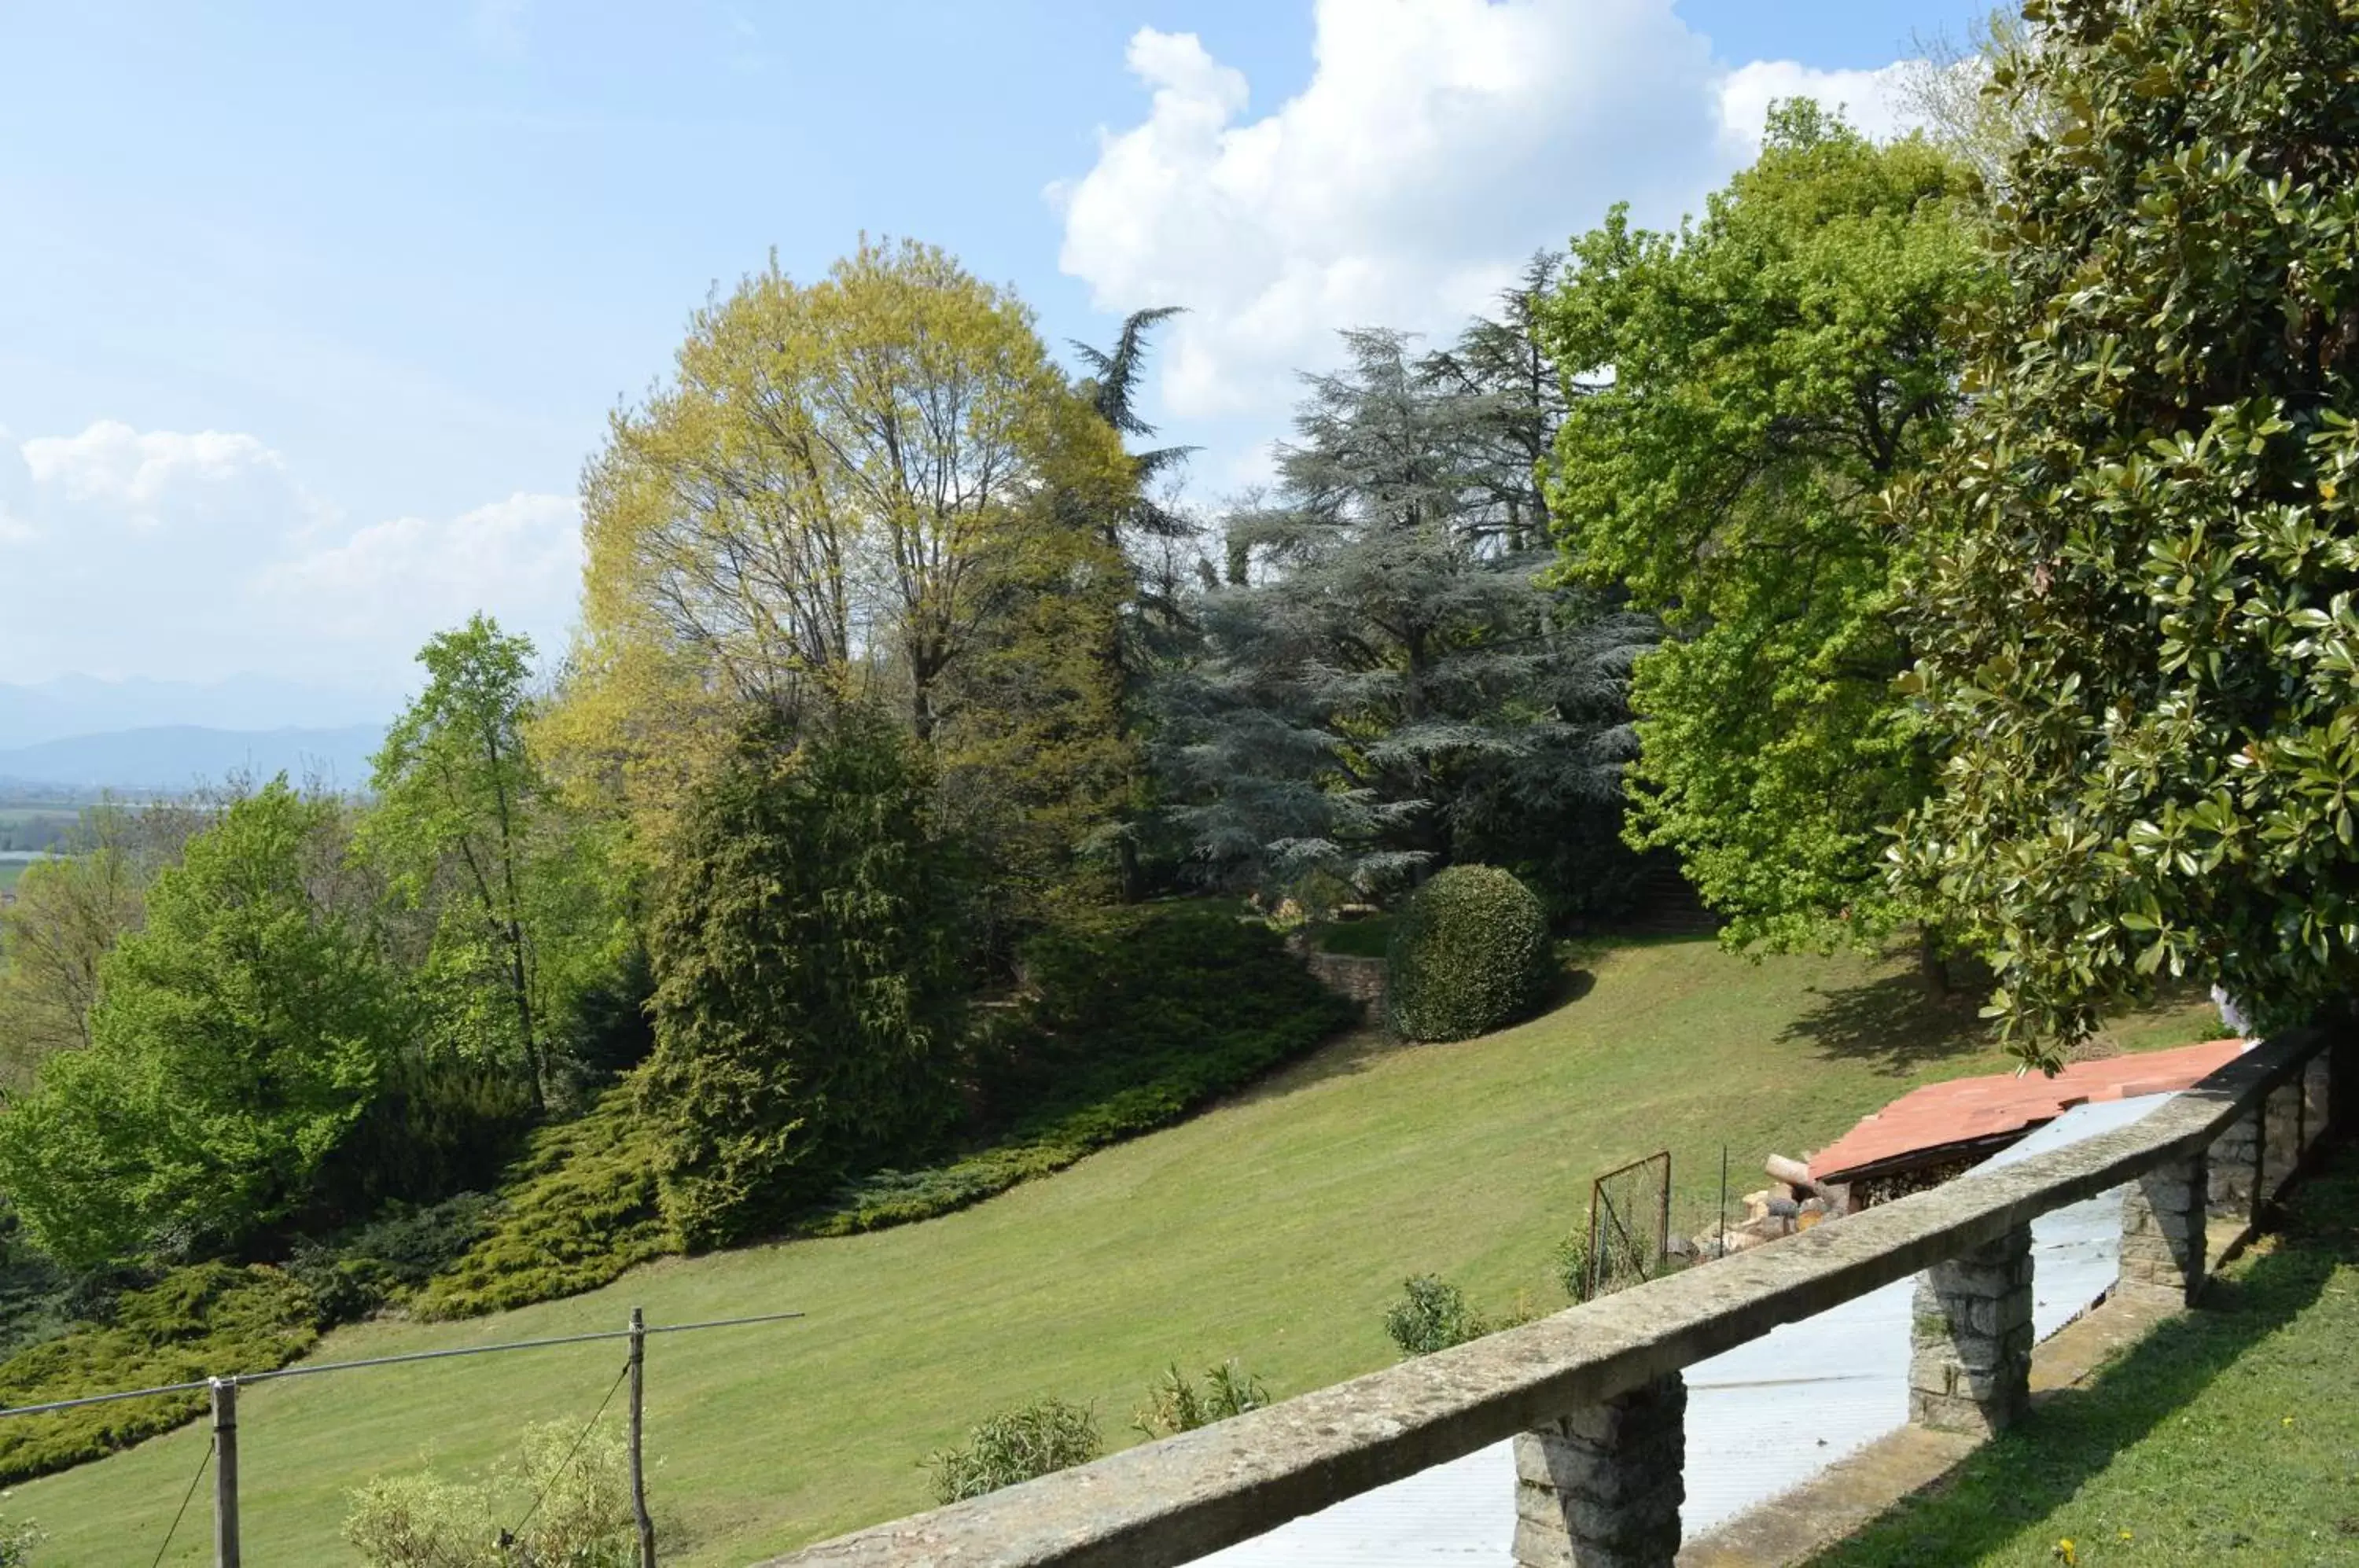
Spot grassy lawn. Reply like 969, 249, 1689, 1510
1807, 1141, 2359, 1568
6, 937, 2218, 1566
1315, 914, 1395, 958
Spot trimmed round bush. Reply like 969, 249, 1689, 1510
1386, 865, 1551, 1042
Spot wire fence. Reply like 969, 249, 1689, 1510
1563, 1147, 1746, 1304
0, 1306, 804, 1567
1583, 1150, 1672, 1299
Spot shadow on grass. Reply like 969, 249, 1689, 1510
1536, 965, 1599, 1014
1801, 1146, 2359, 1567
1227, 966, 1600, 1110
1220, 1026, 1394, 1108
1779, 970, 1989, 1078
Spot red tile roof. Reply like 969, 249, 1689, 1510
1806, 1037, 2252, 1183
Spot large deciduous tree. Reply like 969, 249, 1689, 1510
552, 237, 1134, 853
1893, 0, 2359, 1062
0, 800, 204, 1094
0, 782, 397, 1266
1541, 103, 1990, 952
362, 616, 619, 1106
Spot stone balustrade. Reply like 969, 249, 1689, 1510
756, 1028, 2341, 1568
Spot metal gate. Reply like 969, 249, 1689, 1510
1585, 1150, 1671, 1301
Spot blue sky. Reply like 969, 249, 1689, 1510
0, 1, 1994, 714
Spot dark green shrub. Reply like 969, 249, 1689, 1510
0, 1263, 320, 1485
1386, 866, 1551, 1041
412, 1085, 670, 1320
811, 906, 1352, 1238
639, 705, 969, 1250
418, 904, 1353, 1316
308, 1056, 539, 1224
1133, 1361, 1272, 1439
288, 1193, 500, 1323
976, 905, 1354, 1128
927, 1397, 1101, 1503
1382, 1275, 1488, 1356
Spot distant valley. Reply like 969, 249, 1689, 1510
0, 723, 385, 793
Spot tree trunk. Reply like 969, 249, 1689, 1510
1917, 926, 1950, 998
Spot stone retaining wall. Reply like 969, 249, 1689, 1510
1298, 949, 1388, 1019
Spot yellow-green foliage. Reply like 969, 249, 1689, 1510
926, 1397, 1100, 1504
411, 1087, 672, 1321
344, 1418, 637, 1568
553, 235, 1132, 853
0, 1264, 320, 1485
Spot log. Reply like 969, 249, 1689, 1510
1765, 1154, 1818, 1194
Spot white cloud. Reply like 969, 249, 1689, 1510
0, 421, 580, 684
20, 419, 292, 521
259, 491, 583, 651
1717, 60, 1916, 155
1054, 0, 1927, 450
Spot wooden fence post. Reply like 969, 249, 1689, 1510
630, 1308, 655, 1567
211, 1377, 241, 1568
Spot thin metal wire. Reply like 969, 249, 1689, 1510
0, 1378, 213, 1419
146, 1434, 214, 1568
243, 1309, 808, 1386
503, 1360, 631, 1546
0, 1309, 806, 1419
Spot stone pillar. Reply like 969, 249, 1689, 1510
1512, 1373, 1684, 1568
2302, 1054, 2331, 1161
2331, 1020, 2359, 1143
2262, 1080, 2303, 1198
2118, 1150, 2207, 1306
1908, 1225, 2033, 1437
2206, 1107, 2261, 1220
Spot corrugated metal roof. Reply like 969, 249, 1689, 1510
1197, 1092, 2177, 1565
1806, 1038, 2248, 1183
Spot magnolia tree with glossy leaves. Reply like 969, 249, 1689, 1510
1893, 0, 2359, 1064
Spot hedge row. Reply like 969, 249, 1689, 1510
410, 1088, 672, 1321
415, 907, 1354, 1316
0, 1263, 321, 1485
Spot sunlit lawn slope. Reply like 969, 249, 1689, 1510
1807, 1139, 2359, 1568
10, 937, 2217, 1566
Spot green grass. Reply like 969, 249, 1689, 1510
5, 938, 2220, 1566
1314, 915, 1395, 958
1807, 1140, 2359, 1568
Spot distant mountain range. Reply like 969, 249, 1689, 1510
0, 675, 394, 752
0, 725, 386, 793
